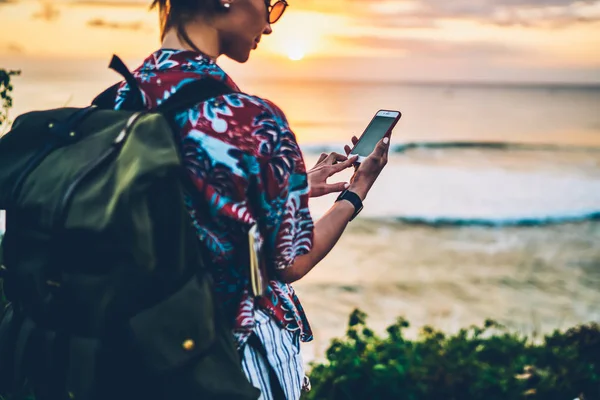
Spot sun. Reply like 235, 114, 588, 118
287, 48, 305, 61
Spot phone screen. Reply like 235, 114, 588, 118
351, 115, 397, 157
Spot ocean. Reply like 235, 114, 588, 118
5, 65, 600, 227
243, 80, 600, 227
2, 63, 600, 364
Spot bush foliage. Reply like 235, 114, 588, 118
305, 309, 599, 400
0, 69, 20, 133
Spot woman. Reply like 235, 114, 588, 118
118, 0, 390, 398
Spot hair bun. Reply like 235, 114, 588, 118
151, 0, 216, 40
153, 0, 214, 11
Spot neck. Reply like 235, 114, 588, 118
161, 23, 221, 60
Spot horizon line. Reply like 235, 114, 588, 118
243, 76, 600, 89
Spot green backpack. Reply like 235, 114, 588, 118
0, 56, 260, 400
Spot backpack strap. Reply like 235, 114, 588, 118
91, 55, 144, 111
91, 82, 121, 110
108, 55, 145, 111
89, 56, 238, 275
156, 78, 235, 116
92, 54, 236, 114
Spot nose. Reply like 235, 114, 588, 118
263, 23, 273, 35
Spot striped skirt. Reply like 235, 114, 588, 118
240, 309, 310, 400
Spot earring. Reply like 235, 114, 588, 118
223, 2, 231, 8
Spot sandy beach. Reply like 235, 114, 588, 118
295, 219, 600, 367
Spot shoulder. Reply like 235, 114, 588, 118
221, 93, 288, 125
191, 92, 295, 156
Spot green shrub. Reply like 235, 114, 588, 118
0, 68, 20, 134
305, 309, 600, 400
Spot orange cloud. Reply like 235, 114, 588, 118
87, 17, 146, 30
5, 42, 24, 54
337, 0, 600, 28
31, 1, 60, 21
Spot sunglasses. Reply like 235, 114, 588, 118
266, 0, 288, 24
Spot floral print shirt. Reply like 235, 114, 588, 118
115, 49, 315, 346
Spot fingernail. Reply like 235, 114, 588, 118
383, 137, 390, 144
344, 183, 350, 189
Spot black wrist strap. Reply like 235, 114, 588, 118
336, 190, 363, 221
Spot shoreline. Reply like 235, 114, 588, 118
295, 219, 600, 367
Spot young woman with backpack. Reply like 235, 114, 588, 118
117, 0, 391, 398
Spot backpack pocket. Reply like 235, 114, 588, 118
128, 273, 216, 374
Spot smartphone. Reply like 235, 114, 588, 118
350, 110, 402, 162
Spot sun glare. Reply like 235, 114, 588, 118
261, 10, 345, 60
287, 48, 305, 61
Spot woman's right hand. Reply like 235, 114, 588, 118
343, 135, 390, 200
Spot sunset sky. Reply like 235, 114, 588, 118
1, 0, 599, 83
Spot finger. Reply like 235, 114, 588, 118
331, 152, 348, 163
344, 137, 360, 156
330, 155, 358, 174
317, 152, 328, 164
323, 182, 349, 195
324, 152, 345, 164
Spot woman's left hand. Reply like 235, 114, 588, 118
307, 152, 358, 198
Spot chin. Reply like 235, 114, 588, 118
226, 49, 251, 64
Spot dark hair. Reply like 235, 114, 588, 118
151, 0, 217, 47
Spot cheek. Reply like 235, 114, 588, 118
246, 2, 267, 34
227, 3, 265, 43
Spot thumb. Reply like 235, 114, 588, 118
372, 136, 390, 158
331, 155, 358, 174
324, 181, 349, 195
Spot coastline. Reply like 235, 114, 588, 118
295, 218, 600, 367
